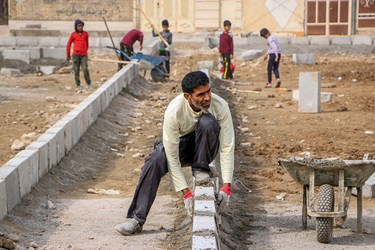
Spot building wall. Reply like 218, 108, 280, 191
242, 0, 305, 35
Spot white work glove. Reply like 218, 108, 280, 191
183, 190, 194, 218
218, 183, 231, 214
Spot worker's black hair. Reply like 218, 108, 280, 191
223, 20, 231, 27
260, 28, 269, 37
162, 19, 169, 27
181, 71, 209, 94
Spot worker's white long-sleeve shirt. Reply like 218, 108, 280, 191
163, 93, 235, 192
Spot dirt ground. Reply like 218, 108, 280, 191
0, 41, 375, 249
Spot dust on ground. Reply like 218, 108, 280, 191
0, 41, 375, 249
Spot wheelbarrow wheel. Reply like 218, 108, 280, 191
316, 184, 334, 244
151, 65, 167, 82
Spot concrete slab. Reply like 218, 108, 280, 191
26, 140, 49, 179
331, 36, 352, 45
42, 48, 66, 60
277, 36, 290, 45
38, 66, 56, 75
290, 37, 310, 45
239, 50, 263, 61
15, 149, 39, 189
293, 90, 333, 103
38, 37, 60, 47
292, 54, 316, 65
0, 165, 21, 211
2, 50, 30, 64
37, 133, 58, 169
0, 179, 7, 220
54, 119, 73, 154
194, 200, 216, 216
309, 36, 330, 45
193, 215, 217, 233
195, 186, 215, 200
352, 36, 373, 45
192, 235, 218, 250
0, 68, 21, 76
17, 37, 38, 47
298, 72, 321, 113
198, 61, 214, 70
23, 47, 41, 60
45, 126, 65, 163
0, 37, 17, 46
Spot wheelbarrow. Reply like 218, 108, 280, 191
278, 153, 375, 244
107, 46, 169, 82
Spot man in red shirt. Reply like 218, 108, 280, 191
118, 29, 144, 70
66, 19, 94, 92
219, 20, 234, 80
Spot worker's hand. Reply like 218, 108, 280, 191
230, 54, 233, 60
140, 45, 143, 51
66, 57, 70, 61
275, 56, 279, 62
218, 183, 231, 214
263, 55, 268, 61
183, 189, 194, 218
151, 24, 155, 29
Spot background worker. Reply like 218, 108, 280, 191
118, 29, 144, 70
115, 71, 235, 236
151, 19, 173, 75
66, 19, 94, 92
219, 20, 234, 80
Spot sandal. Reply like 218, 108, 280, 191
275, 82, 281, 88
264, 84, 272, 88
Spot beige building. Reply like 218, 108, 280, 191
0, 0, 374, 35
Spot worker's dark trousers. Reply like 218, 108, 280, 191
159, 50, 170, 74
267, 53, 281, 83
72, 54, 91, 86
118, 43, 133, 70
127, 113, 221, 225
222, 53, 233, 79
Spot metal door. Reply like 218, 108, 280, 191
357, 0, 375, 31
307, 0, 351, 35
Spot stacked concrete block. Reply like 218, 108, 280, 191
26, 140, 49, 179
298, 72, 321, 113
309, 36, 330, 45
38, 37, 60, 47
0, 37, 17, 46
59, 37, 69, 47
0, 165, 20, 212
352, 36, 373, 45
17, 37, 38, 47
42, 48, 66, 60
277, 36, 290, 45
290, 37, 310, 45
2, 50, 30, 64
331, 36, 352, 45
13, 150, 39, 196
24, 48, 41, 60
239, 50, 263, 61
292, 54, 316, 65
0, 68, 21, 76
0, 179, 7, 219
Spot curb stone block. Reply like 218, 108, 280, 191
0, 68, 21, 76
45, 126, 65, 163
352, 36, 373, 45
331, 36, 352, 45
293, 90, 333, 103
0, 165, 21, 211
0, 179, 7, 220
37, 133, 58, 169
292, 54, 316, 65
42, 48, 66, 60
17, 37, 38, 47
194, 200, 216, 216
26, 141, 49, 179
15, 150, 39, 191
309, 36, 330, 45
195, 186, 215, 200
38, 37, 60, 47
291, 37, 310, 45
192, 235, 217, 250
0, 37, 17, 46
193, 216, 217, 233
299, 72, 321, 113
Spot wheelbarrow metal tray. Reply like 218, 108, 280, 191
278, 157, 375, 187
